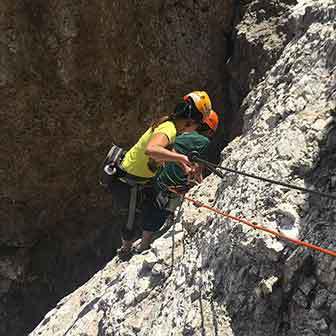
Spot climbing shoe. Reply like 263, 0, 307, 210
117, 247, 133, 261
132, 244, 151, 255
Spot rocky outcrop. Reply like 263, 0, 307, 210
30, 1, 336, 335
225, 0, 297, 138
210, 0, 296, 161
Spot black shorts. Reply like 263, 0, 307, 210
141, 197, 171, 232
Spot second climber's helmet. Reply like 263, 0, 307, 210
203, 110, 219, 132
183, 91, 213, 121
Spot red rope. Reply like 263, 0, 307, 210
170, 188, 336, 257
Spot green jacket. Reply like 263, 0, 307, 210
155, 131, 210, 192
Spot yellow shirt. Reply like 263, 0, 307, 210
121, 121, 177, 178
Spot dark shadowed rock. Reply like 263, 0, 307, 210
1, 1, 236, 334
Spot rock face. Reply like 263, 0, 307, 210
0, 0, 234, 240
0, 1, 236, 334
225, 0, 298, 137
0, 0, 234, 245
30, 1, 336, 336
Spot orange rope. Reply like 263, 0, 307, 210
169, 188, 336, 257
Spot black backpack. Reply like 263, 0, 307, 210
100, 143, 126, 189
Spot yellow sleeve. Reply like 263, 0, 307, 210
153, 121, 176, 144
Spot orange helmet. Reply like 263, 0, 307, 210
183, 91, 213, 121
203, 110, 219, 131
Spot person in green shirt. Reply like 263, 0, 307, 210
155, 130, 210, 193
135, 110, 219, 253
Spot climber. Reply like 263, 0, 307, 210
108, 91, 215, 261
133, 110, 220, 253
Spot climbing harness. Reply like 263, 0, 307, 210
126, 182, 138, 231
101, 144, 152, 235
188, 151, 336, 201
118, 175, 152, 234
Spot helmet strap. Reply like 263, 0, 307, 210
185, 101, 192, 119
173, 99, 202, 122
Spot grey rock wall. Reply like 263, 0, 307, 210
224, 0, 297, 138
30, 1, 336, 335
